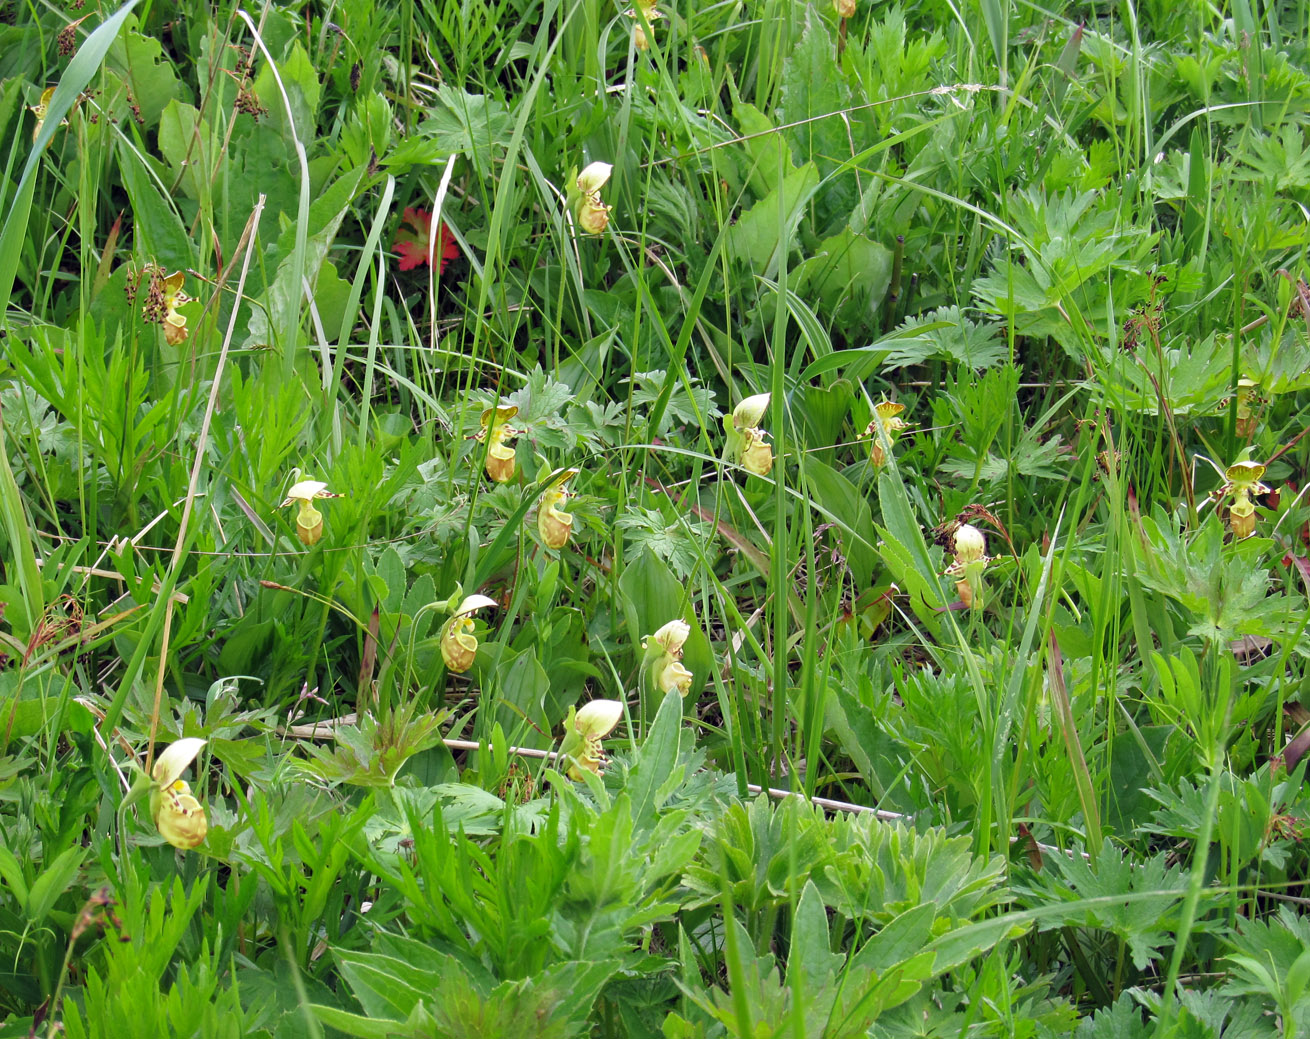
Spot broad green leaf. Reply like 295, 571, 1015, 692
107, 20, 185, 127
791, 228, 893, 325
726, 162, 820, 278
117, 140, 192, 270
25, 846, 86, 924
733, 101, 796, 197
786, 880, 843, 989
850, 902, 937, 973
156, 99, 211, 200
627, 691, 684, 831
803, 458, 877, 587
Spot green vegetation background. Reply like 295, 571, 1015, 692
1, 0, 1309, 1033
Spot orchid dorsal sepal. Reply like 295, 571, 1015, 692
732, 393, 770, 430
575, 699, 624, 739
942, 523, 990, 612
280, 480, 340, 506
1224, 460, 1268, 491
951, 524, 988, 566
452, 594, 499, 618
480, 404, 520, 431
646, 618, 690, 655
576, 162, 613, 197
543, 466, 581, 491
152, 737, 207, 788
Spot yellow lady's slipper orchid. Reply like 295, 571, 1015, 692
537, 468, 580, 550
149, 738, 208, 851
724, 393, 773, 477
135, 266, 192, 346
31, 86, 56, 141
1234, 378, 1261, 438
160, 271, 191, 346
642, 618, 694, 697
626, 0, 663, 50
478, 406, 520, 483
1219, 460, 1271, 540
862, 401, 910, 468
574, 162, 613, 235
944, 523, 989, 610
280, 478, 340, 547
440, 594, 498, 673
559, 699, 625, 780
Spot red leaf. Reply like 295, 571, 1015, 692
392, 206, 459, 273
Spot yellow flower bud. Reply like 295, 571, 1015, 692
1234, 378, 1260, 438
834, 0, 856, 16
